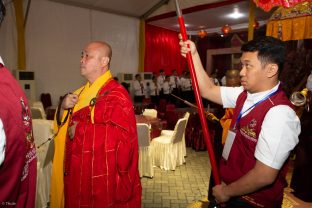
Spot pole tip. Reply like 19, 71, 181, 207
174, 0, 182, 16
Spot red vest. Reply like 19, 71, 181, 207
220, 89, 292, 208
0, 66, 37, 208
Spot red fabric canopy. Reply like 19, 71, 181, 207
144, 23, 187, 75
254, 0, 312, 12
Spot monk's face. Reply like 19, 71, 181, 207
80, 42, 109, 83
226, 70, 240, 87
80, 43, 102, 77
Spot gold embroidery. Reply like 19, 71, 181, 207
240, 119, 258, 142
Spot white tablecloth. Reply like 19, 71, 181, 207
32, 119, 54, 208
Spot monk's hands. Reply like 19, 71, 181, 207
62, 93, 78, 110
178, 34, 197, 58
212, 182, 231, 203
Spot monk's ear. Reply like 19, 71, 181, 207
101, 56, 110, 67
266, 63, 278, 78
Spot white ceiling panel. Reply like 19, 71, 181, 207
48, 0, 274, 34
49, 0, 162, 17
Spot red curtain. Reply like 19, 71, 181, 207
144, 24, 187, 75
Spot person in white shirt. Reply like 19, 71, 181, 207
145, 82, 151, 99
157, 69, 165, 97
169, 69, 181, 91
133, 74, 145, 103
180, 71, 194, 105
169, 69, 181, 104
210, 72, 220, 86
180, 36, 300, 207
162, 75, 171, 101
180, 71, 192, 92
149, 75, 159, 105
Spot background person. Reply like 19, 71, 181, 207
149, 75, 159, 106
133, 73, 145, 103
220, 69, 241, 145
290, 71, 312, 202
157, 69, 165, 98
0, 1, 37, 207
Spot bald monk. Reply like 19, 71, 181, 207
50, 41, 142, 208
220, 69, 241, 144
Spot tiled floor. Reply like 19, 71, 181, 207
141, 147, 312, 208
141, 148, 210, 208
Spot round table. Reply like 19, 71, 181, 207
136, 115, 162, 139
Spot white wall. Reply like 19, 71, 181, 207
0, 0, 140, 105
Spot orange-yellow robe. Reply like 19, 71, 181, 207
219, 108, 234, 145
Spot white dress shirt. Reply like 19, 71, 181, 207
0, 119, 5, 165
169, 75, 180, 89
220, 83, 300, 169
162, 81, 171, 94
180, 77, 192, 91
133, 80, 144, 96
157, 75, 165, 90
149, 82, 158, 96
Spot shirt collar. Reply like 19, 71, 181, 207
246, 82, 280, 104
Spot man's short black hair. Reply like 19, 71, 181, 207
0, 1, 5, 25
241, 36, 285, 76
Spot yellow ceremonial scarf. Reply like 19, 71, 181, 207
50, 70, 113, 208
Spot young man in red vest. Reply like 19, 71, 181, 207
180, 36, 300, 207
0, 1, 37, 207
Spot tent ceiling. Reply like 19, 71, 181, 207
49, 0, 274, 34
49, 0, 163, 17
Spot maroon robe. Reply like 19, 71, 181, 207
64, 79, 142, 207
220, 89, 292, 208
0, 65, 37, 208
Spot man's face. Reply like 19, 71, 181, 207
80, 43, 102, 80
239, 52, 268, 93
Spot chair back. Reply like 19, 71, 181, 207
183, 111, 190, 121
32, 119, 53, 147
40, 93, 52, 109
32, 119, 54, 168
137, 123, 150, 147
31, 107, 45, 119
142, 109, 157, 118
172, 118, 187, 144
33, 101, 46, 119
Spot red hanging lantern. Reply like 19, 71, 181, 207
198, 29, 208, 38
253, 20, 260, 29
221, 24, 232, 34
